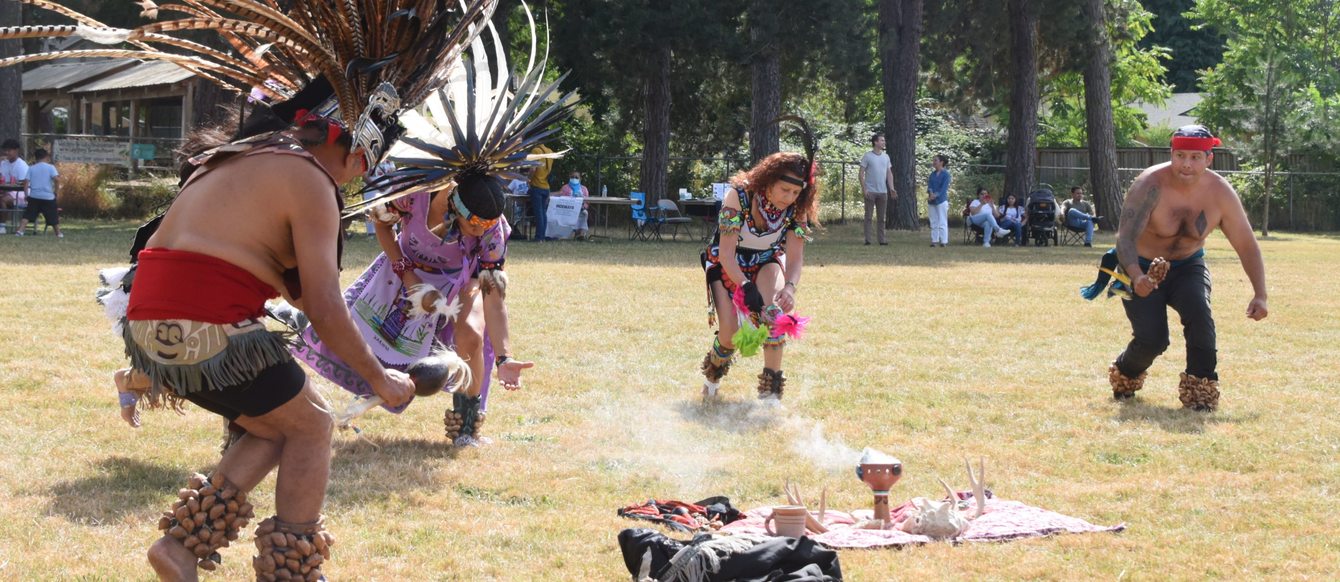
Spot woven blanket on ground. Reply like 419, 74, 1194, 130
719, 495, 1124, 549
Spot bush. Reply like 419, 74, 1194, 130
112, 176, 177, 219
57, 163, 113, 218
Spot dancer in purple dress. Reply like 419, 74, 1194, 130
293, 175, 533, 447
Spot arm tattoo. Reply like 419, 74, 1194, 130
1196, 210, 1208, 236
1117, 184, 1160, 272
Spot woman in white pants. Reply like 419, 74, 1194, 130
927, 154, 951, 246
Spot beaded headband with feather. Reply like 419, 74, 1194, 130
773, 115, 819, 190
0, 0, 503, 170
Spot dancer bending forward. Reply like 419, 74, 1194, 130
701, 126, 819, 401
293, 176, 532, 447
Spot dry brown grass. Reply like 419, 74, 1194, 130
0, 222, 1336, 580
54, 163, 112, 218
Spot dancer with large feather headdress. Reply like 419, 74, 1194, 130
291, 6, 578, 447
699, 117, 821, 403
1, 1, 507, 579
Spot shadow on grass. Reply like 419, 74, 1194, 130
325, 435, 457, 507
46, 456, 193, 525
1113, 400, 1258, 433
673, 396, 785, 435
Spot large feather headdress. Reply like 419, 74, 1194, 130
345, 5, 578, 217
0, 0, 503, 169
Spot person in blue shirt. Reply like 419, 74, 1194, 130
927, 154, 951, 246
17, 148, 59, 238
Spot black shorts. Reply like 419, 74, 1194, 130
181, 359, 307, 421
22, 198, 57, 225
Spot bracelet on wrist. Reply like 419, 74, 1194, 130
390, 257, 413, 276
495, 355, 513, 368
784, 281, 798, 290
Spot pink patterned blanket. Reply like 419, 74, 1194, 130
719, 497, 1124, 549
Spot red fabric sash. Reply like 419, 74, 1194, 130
1171, 136, 1220, 151
127, 248, 279, 323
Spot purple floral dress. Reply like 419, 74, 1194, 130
292, 191, 510, 411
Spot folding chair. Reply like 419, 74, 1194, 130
656, 199, 693, 241
628, 192, 662, 241
960, 202, 983, 244
1060, 223, 1088, 246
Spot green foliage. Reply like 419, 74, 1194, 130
1191, 0, 1340, 230
111, 176, 176, 219
1138, 0, 1226, 91
1038, 0, 1172, 148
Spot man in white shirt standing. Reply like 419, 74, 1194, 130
858, 133, 896, 246
17, 147, 60, 237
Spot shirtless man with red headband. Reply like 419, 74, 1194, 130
1106, 124, 1268, 411
127, 105, 415, 579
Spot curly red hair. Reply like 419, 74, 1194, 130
730, 152, 822, 226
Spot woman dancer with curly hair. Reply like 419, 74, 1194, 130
700, 118, 820, 402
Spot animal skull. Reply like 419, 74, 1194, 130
897, 494, 968, 539
896, 458, 987, 539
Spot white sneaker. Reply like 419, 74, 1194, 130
453, 434, 494, 447
996, 229, 1011, 238
14, 231, 22, 236
702, 380, 720, 403
983, 241, 991, 247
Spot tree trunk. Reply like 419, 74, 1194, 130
640, 44, 672, 204
0, 0, 23, 143
749, 2, 781, 163
1005, 0, 1039, 205
880, 0, 923, 230
1081, 0, 1120, 231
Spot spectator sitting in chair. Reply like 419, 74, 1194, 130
1062, 185, 1103, 247
0, 139, 28, 213
964, 187, 1012, 247
996, 192, 1026, 247
16, 148, 60, 238
554, 170, 590, 239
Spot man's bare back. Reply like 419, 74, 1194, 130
148, 151, 338, 297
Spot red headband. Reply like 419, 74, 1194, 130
1171, 136, 1220, 151
293, 109, 342, 145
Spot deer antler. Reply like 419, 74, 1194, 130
965, 457, 986, 519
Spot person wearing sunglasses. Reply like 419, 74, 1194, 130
292, 171, 533, 447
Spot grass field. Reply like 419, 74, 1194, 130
0, 220, 1336, 581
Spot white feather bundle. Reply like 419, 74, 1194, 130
407, 283, 463, 321
99, 288, 130, 334
98, 266, 131, 287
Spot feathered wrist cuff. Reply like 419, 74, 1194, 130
479, 269, 508, 298
390, 257, 414, 276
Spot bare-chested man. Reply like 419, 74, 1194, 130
128, 106, 414, 581
1107, 125, 1268, 411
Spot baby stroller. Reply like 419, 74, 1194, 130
1025, 185, 1059, 246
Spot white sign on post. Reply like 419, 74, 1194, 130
54, 139, 131, 167
546, 196, 583, 239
